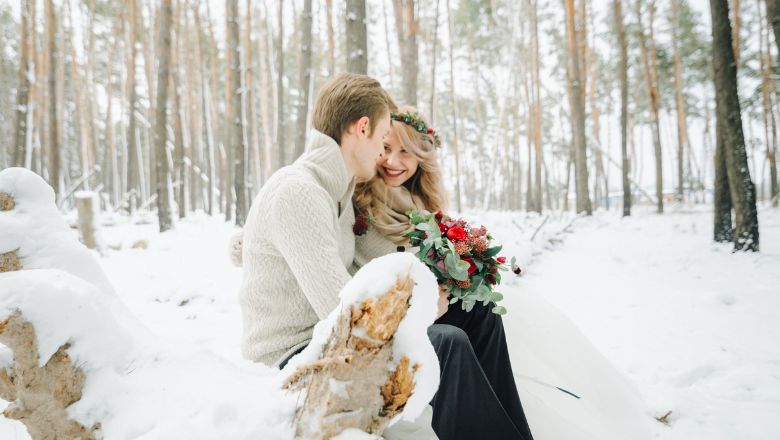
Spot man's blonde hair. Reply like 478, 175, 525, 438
312, 72, 397, 145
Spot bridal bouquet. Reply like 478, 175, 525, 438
405, 211, 521, 315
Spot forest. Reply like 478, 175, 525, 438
0, 0, 776, 251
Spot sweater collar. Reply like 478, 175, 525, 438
297, 129, 356, 205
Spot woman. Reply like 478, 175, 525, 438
353, 106, 535, 440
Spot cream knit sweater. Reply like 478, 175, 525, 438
239, 130, 356, 366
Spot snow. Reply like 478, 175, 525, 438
2, 166, 779, 439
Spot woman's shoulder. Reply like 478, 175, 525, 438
354, 228, 399, 269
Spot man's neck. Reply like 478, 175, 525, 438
339, 137, 357, 181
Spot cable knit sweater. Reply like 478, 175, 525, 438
239, 130, 356, 366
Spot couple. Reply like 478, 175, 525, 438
236, 72, 534, 440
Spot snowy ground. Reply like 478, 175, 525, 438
496, 206, 780, 440
2, 205, 779, 439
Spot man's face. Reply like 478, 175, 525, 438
354, 112, 391, 181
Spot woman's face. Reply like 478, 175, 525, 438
376, 128, 420, 187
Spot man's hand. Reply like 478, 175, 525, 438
436, 285, 450, 319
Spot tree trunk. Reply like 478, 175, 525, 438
154, 0, 175, 232
731, 0, 741, 64
13, 0, 35, 168
393, 0, 419, 106
635, 0, 664, 213
294, 0, 313, 160
45, 0, 60, 198
713, 117, 733, 242
126, 0, 141, 212
326, 0, 335, 75
614, 0, 631, 216
429, 0, 440, 124
710, 0, 759, 251
671, 0, 690, 203
446, 0, 462, 212
245, 0, 262, 191
172, 0, 188, 219
276, 2, 287, 166
759, 0, 779, 206
564, 0, 592, 215
768, 0, 780, 58
227, 0, 249, 226
529, 0, 543, 213
346, 0, 368, 74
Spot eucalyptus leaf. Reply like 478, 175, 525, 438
491, 305, 507, 315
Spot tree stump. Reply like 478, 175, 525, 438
75, 191, 100, 250
283, 273, 421, 440
0, 311, 100, 440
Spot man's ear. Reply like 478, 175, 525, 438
355, 116, 370, 138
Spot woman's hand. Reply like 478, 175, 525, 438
436, 285, 450, 319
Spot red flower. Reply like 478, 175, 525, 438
463, 257, 477, 275
446, 226, 468, 241
486, 274, 497, 285
353, 213, 370, 236
497, 256, 507, 264
428, 127, 435, 134
438, 222, 448, 233
435, 211, 444, 221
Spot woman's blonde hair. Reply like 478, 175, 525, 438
355, 105, 448, 216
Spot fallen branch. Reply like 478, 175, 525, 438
655, 410, 672, 426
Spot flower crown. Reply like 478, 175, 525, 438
390, 111, 441, 148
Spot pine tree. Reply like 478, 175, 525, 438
153, 0, 174, 232
710, 0, 759, 251
346, 0, 368, 74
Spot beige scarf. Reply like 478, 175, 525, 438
371, 185, 429, 246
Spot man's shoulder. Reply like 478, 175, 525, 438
254, 166, 331, 210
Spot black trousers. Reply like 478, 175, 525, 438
428, 302, 534, 440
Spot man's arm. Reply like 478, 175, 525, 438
268, 183, 351, 319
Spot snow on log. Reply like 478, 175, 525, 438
0, 310, 99, 440
0, 168, 113, 293
282, 253, 441, 439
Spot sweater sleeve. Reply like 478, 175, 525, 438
267, 182, 351, 319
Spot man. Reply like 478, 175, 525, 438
239, 72, 394, 367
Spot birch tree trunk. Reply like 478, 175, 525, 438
446, 0, 462, 212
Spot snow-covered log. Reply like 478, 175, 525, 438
0, 310, 99, 440
282, 252, 440, 439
